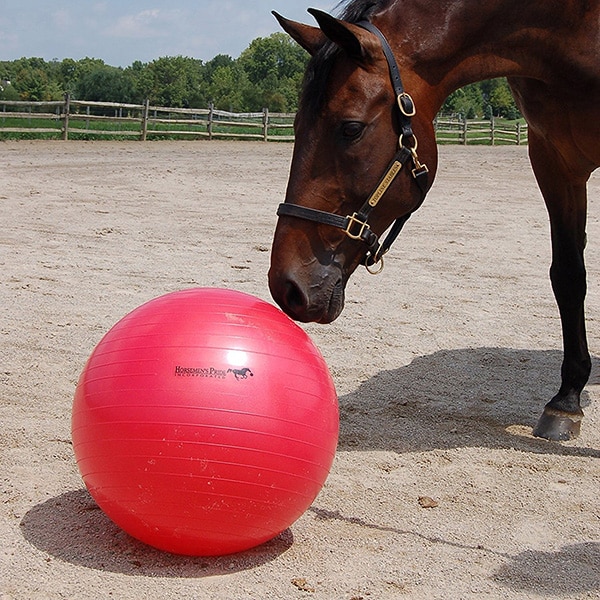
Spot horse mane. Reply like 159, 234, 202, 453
337, 0, 384, 22
300, 0, 392, 116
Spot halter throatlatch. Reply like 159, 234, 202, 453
276, 20, 430, 273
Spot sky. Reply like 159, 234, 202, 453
0, 1, 338, 67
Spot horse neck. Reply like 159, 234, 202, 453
379, 0, 594, 111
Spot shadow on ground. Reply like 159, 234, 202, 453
21, 347, 598, 575
20, 488, 292, 577
493, 542, 600, 595
338, 347, 599, 458
309, 506, 600, 595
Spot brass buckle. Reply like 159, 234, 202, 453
397, 92, 416, 117
345, 213, 370, 240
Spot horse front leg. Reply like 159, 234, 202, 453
528, 130, 591, 440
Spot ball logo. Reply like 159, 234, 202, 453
227, 367, 254, 380
174, 365, 253, 381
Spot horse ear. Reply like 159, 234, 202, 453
272, 11, 325, 56
307, 8, 376, 63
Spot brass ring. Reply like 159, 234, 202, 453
399, 134, 418, 152
365, 256, 385, 275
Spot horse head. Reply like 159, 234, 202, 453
268, 9, 439, 323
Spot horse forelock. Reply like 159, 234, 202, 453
299, 0, 392, 118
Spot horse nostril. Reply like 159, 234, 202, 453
284, 279, 308, 316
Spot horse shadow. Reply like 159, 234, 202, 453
338, 347, 599, 458
308, 506, 600, 595
493, 542, 600, 595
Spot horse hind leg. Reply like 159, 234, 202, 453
526, 128, 592, 440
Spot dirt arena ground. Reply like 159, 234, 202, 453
1, 140, 599, 599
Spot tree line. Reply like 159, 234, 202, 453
0, 33, 520, 118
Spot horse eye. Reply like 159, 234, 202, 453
341, 121, 365, 140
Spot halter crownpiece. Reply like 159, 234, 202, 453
276, 20, 430, 274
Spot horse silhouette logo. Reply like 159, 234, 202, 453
227, 367, 254, 381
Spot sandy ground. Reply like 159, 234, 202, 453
0, 140, 599, 600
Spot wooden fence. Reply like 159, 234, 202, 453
0, 95, 295, 142
434, 117, 528, 145
0, 95, 527, 144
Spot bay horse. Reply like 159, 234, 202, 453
268, 0, 599, 440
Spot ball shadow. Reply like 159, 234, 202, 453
339, 347, 599, 457
20, 488, 293, 577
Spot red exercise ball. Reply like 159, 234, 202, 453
72, 288, 338, 556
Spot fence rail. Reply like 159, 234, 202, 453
434, 117, 528, 145
0, 95, 527, 144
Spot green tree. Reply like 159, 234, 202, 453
0, 83, 20, 101
441, 83, 484, 118
238, 33, 308, 111
483, 79, 520, 119
239, 33, 307, 83
0, 31, 316, 111
12, 58, 61, 100
440, 79, 521, 120
208, 64, 250, 111
69, 58, 110, 97
204, 54, 235, 80
56, 58, 79, 95
123, 61, 148, 104
76, 65, 134, 103
137, 56, 205, 108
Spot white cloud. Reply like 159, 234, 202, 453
106, 9, 166, 39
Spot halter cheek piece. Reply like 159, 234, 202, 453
276, 21, 430, 274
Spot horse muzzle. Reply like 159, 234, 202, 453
268, 263, 346, 324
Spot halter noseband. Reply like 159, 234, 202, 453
276, 21, 430, 274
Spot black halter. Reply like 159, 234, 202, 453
276, 21, 430, 273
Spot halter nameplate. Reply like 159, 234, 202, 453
368, 159, 403, 208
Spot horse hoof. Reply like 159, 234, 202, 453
532, 406, 583, 441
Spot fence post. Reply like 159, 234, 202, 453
263, 107, 269, 142
62, 93, 70, 141
141, 99, 150, 141
462, 117, 468, 145
208, 103, 214, 140
490, 116, 495, 145
517, 122, 522, 146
